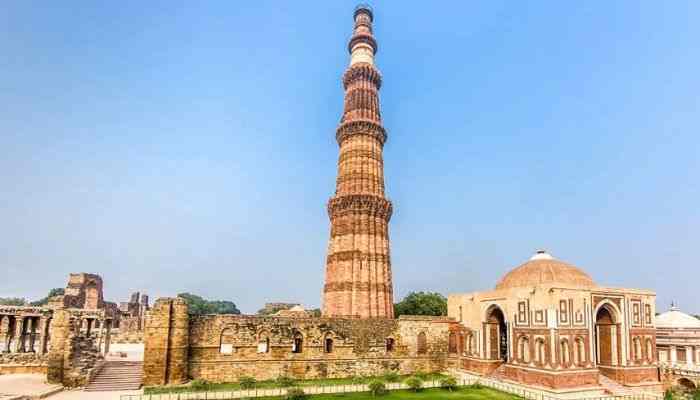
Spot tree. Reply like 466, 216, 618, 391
0, 297, 26, 306
309, 308, 322, 317
177, 293, 240, 315
30, 288, 65, 306
256, 303, 298, 316
394, 292, 447, 317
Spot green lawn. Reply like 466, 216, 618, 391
281, 388, 520, 400
144, 373, 448, 394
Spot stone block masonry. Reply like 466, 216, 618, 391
143, 298, 455, 384
322, 4, 394, 319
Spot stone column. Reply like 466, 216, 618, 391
14, 317, 25, 353
38, 317, 49, 354
686, 346, 693, 366
0, 315, 6, 353
670, 345, 677, 365
610, 324, 618, 366
29, 317, 39, 352
103, 319, 111, 355
3, 317, 13, 353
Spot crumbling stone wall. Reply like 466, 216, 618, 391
144, 298, 453, 385
47, 309, 103, 387
143, 297, 189, 386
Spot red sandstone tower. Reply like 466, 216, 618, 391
322, 5, 394, 318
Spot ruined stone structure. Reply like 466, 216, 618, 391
143, 298, 452, 385
113, 292, 150, 344
46, 309, 103, 387
656, 305, 700, 367
448, 250, 660, 392
0, 273, 118, 383
323, 4, 394, 319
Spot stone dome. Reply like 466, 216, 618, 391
495, 250, 596, 290
656, 306, 700, 329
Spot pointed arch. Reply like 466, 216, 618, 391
417, 331, 427, 355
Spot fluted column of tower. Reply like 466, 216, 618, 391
323, 5, 394, 319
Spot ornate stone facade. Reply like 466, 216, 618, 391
448, 250, 660, 392
323, 5, 394, 318
656, 305, 700, 367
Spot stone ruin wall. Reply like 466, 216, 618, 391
144, 298, 454, 386
46, 309, 103, 387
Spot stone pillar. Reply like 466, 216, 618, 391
38, 317, 50, 354
103, 319, 112, 355
670, 345, 677, 365
14, 317, 25, 353
28, 317, 39, 353
686, 346, 693, 366
47, 310, 73, 384
610, 324, 618, 366
0, 315, 7, 353
143, 298, 189, 386
3, 317, 13, 353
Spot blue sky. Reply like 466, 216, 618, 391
1, 1, 698, 314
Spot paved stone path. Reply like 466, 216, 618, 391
0, 374, 62, 399
48, 389, 142, 400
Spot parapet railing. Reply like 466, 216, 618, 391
120, 376, 663, 400
660, 363, 700, 376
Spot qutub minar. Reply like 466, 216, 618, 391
4, 4, 691, 396
323, 4, 394, 318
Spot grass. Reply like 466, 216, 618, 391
275, 387, 521, 400
144, 373, 448, 394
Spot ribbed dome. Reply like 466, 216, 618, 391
495, 251, 596, 290
656, 306, 700, 329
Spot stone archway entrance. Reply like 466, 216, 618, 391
678, 378, 696, 391
595, 305, 620, 366
486, 306, 507, 361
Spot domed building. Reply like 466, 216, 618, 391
448, 250, 659, 393
656, 305, 700, 366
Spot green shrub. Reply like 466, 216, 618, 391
470, 381, 483, 390
413, 371, 429, 380
285, 387, 307, 400
693, 389, 700, 400
239, 376, 256, 389
276, 375, 296, 387
404, 376, 423, 392
368, 380, 388, 396
190, 379, 211, 391
351, 375, 367, 384
663, 389, 675, 400
382, 372, 400, 383
440, 376, 458, 391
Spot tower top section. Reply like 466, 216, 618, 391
349, 4, 377, 65
353, 4, 373, 21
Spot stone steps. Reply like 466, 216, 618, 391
599, 374, 639, 396
85, 361, 143, 392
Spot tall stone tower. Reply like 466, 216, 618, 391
323, 5, 394, 318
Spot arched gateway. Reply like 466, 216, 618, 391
485, 306, 507, 361
449, 250, 660, 392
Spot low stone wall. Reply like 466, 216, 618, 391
460, 357, 503, 375
503, 364, 600, 389
599, 365, 660, 386
0, 352, 48, 375
144, 298, 455, 386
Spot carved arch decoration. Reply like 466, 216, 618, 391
417, 331, 427, 355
